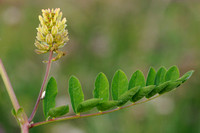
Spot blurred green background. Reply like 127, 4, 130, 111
0, 0, 200, 133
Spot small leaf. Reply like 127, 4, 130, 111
177, 70, 194, 83
146, 81, 169, 98
16, 108, 26, 124
131, 85, 155, 102
159, 81, 182, 94
93, 72, 109, 101
128, 70, 145, 90
77, 98, 101, 113
117, 86, 140, 106
11, 108, 17, 118
154, 67, 167, 85
97, 101, 118, 111
43, 77, 58, 118
47, 105, 69, 118
111, 70, 128, 100
69, 76, 84, 114
165, 66, 179, 81
146, 67, 156, 86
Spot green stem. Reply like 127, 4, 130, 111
30, 94, 160, 128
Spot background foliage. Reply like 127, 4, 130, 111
0, 0, 199, 133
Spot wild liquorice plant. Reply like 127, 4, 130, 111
0, 8, 194, 133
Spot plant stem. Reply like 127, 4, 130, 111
0, 59, 29, 133
30, 94, 160, 128
28, 51, 53, 122
21, 123, 29, 133
0, 59, 20, 111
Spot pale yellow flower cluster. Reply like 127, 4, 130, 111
35, 8, 69, 61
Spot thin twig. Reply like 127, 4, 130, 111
30, 94, 160, 128
28, 51, 53, 122
0, 59, 20, 111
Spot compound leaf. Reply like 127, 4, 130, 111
111, 70, 128, 100
43, 77, 58, 119
69, 76, 84, 114
93, 72, 109, 101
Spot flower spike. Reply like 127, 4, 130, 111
35, 8, 69, 61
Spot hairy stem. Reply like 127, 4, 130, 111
28, 51, 53, 122
30, 94, 160, 128
0, 59, 20, 111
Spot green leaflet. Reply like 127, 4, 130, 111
69, 76, 84, 114
177, 70, 194, 83
11, 108, 17, 119
97, 101, 118, 111
165, 66, 179, 81
159, 81, 182, 94
146, 81, 169, 98
131, 85, 155, 102
47, 105, 69, 118
43, 77, 58, 119
77, 98, 101, 113
111, 70, 128, 100
117, 86, 140, 106
93, 72, 109, 101
154, 67, 167, 85
146, 67, 156, 86
128, 70, 145, 90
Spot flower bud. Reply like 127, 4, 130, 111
37, 32, 45, 41
39, 15, 45, 26
54, 34, 62, 42
42, 12, 49, 22
57, 12, 62, 21
42, 25, 49, 35
49, 12, 52, 19
35, 49, 48, 54
56, 8, 60, 14
63, 30, 68, 36
64, 36, 69, 42
50, 20, 53, 27
51, 26, 58, 35
36, 25, 42, 33
46, 34, 54, 44
34, 40, 43, 49
61, 18, 66, 25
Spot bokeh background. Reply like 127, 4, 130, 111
0, 0, 200, 133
